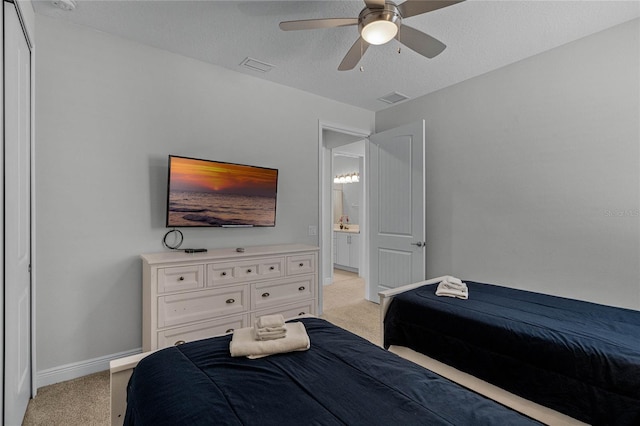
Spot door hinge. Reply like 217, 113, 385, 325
28, 264, 32, 273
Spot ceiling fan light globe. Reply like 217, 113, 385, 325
361, 20, 398, 45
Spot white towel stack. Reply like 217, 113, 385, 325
230, 321, 311, 359
435, 276, 468, 299
253, 314, 287, 341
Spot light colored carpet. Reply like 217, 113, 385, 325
22, 370, 109, 425
22, 269, 379, 425
321, 269, 380, 346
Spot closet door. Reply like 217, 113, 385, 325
4, 1, 32, 424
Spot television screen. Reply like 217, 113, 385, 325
166, 155, 278, 227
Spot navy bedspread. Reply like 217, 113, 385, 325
384, 281, 640, 425
125, 317, 541, 425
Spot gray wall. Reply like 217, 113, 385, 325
377, 19, 640, 309
34, 15, 373, 374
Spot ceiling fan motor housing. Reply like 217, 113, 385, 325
358, 3, 402, 45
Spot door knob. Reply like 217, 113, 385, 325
411, 241, 425, 247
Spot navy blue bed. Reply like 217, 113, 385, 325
383, 281, 640, 425
125, 317, 541, 425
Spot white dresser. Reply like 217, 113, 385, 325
142, 244, 319, 351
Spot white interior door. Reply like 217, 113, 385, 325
4, 2, 32, 423
368, 121, 425, 300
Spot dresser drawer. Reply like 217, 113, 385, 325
208, 257, 284, 286
158, 285, 248, 328
157, 265, 204, 293
251, 275, 315, 311
286, 254, 316, 276
157, 314, 248, 348
251, 301, 315, 324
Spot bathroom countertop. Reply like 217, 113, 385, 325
333, 225, 359, 233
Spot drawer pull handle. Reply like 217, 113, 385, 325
299, 263, 304, 267
262, 292, 270, 298
298, 286, 305, 291
298, 312, 305, 316
226, 298, 235, 304
178, 276, 184, 281
226, 328, 234, 333
269, 266, 275, 270
174, 340, 186, 346
221, 272, 227, 276
247, 269, 252, 273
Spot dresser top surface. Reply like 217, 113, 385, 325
142, 243, 319, 265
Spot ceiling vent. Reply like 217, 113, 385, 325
240, 57, 275, 73
51, 0, 77, 11
378, 92, 410, 105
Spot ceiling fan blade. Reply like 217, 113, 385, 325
364, 0, 386, 9
338, 37, 370, 71
279, 18, 358, 31
397, 0, 465, 19
396, 24, 446, 58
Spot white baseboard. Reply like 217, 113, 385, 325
36, 347, 142, 389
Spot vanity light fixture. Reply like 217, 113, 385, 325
334, 172, 360, 184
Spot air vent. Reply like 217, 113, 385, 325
240, 57, 275, 73
378, 92, 410, 105
51, 0, 77, 11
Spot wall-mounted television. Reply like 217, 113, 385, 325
166, 155, 278, 227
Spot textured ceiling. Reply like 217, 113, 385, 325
33, 0, 640, 112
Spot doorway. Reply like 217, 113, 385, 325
332, 144, 363, 274
318, 122, 370, 315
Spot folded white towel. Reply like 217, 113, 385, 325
256, 314, 285, 329
254, 315, 287, 340
255, 324, 287, 333
436, 285, 468, 299
445, 276, 464, 286
253, 327, 287, 341
435, 277, 468, 299
230, 322, 310, 359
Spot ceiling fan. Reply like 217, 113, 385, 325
280, 0, 464, 71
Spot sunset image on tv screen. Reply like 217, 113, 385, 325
167, 156, 278, 227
